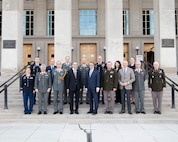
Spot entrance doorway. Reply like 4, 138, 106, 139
80, 43, 97, 64
23, 44, 32, 66
144, 43, 154, 65
48, 44, 54, 65
123, 43, 129, 61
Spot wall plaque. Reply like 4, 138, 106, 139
3, 40, 16, 49
162, 39, 174, 47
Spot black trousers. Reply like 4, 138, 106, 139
69, 89, 79, 112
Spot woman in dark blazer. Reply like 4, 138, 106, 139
114, 60, 122, 104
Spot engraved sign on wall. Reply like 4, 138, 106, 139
162, 39, 174, 48
3, 40, 16, 49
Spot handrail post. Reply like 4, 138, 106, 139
171, 84, 175, 109
19, 72, 22, 92
87, 132, 92, 142
4, 85, 8, 109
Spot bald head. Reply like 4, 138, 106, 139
153, 61, 159, 70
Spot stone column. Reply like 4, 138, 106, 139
105, 0, 123, 64
1, 0, 23, 73
154, 0, 176, 71
34, 0, 47, 63
54, 0, 72, 62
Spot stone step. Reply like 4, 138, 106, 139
0, 73, 178, 124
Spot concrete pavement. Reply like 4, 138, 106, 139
0, 123, 178, 142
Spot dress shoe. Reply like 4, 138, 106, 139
37, 111, 42, 115
24, 112, 28, 114
128, 111, 132, 114
80, 101, 83, 104
92, 112, 97, 115
87, 111, 93, 114
70, 112, 73, 114
75, 111, 79, 114
104, 111, 109, 114
53, 111, 58, 114
86, 102, 89, 104
109, 111, 113, 114
59, 112, 63, 114
154, 111, 158, 114
136, 111, 140, 114
44, 111, 47, 114
119, 111, 125, 114
28, 112, 31, 114
157, 111, 161, 114
141, 111, 146, 114
64, 102, 67, 105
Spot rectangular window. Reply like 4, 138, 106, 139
23, 10, 34, 36
0, 11, 2, 36
47, 10, 55, 36
79, 10, 97, 36
123, 10, 129, 35
142, 10, 154, 35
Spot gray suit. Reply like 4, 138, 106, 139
118, 68, 135, 112
133, 69, 146, 112
35, 72, 51, 112
52, 69, 67, 113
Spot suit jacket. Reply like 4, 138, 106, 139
35, 72, 51, 93
118, 67, 135, 90
86, 69, 100, 90
133, 69, 146, 91
66, 69, 82, 91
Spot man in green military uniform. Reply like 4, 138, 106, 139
148, 61, 166, 114
101, 61, 118, 114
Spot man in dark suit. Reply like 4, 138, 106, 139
46, 59, 56, 105
86, 62, 100, 115
118, 60, 135, 114
66, 62, 82, 114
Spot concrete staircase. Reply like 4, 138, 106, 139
0, 73, 178, 124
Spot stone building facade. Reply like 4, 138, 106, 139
0, 0, 178, 73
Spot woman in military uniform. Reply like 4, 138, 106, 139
20, 67, 34, 114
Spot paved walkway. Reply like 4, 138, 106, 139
0, 123, 178, 142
